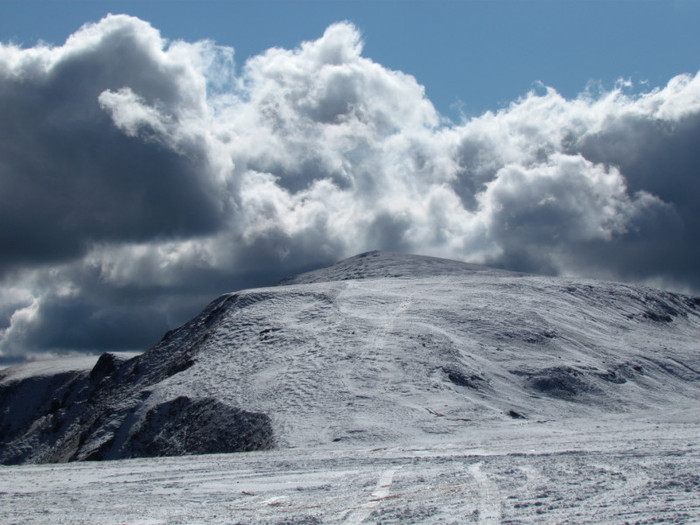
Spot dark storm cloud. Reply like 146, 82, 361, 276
563, 110, 700, 285
2, 16, 700, 360
0, 15, 229, 271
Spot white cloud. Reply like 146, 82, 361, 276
1, 15, 699, 359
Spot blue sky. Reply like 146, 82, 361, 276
2, 1, 699, 119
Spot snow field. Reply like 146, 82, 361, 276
2, 412, 699, 524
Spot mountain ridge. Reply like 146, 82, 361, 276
1, 251, 699, 464
280, 250, 523, 284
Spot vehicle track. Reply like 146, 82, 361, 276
343, 467, 401, 525
469, 462, 502, 525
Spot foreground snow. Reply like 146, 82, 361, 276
2, 410, 699, 524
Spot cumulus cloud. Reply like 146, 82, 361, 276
1, 15, 700, 360
0, 15, 231, 271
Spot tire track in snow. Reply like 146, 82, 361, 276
365, 292, 413, 357
338, 281, 414, 394
587, 462, 651, 521
469, 462, 502, 525
343, 467, 401, 525
362, 293, 413, 385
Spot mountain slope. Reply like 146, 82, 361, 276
2, 251, 699, 464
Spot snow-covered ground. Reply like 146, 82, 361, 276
0, 356, 97, 380
2, 410, 699, 524
0, 353, 141, 381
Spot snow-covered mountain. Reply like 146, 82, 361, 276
2, 251, 699, 465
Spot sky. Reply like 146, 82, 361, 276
1, 1, 699, 363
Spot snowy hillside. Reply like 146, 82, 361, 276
1, 251, 699, 465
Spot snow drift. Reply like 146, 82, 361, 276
1, 251, 699, 464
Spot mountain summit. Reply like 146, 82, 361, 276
2, 252, 699, 464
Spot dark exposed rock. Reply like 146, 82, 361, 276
442, 366, 486, 389
0, 369, 89, 465
515, 367, 595, 401
89, 353, 120, 383
124, 397, 274, 459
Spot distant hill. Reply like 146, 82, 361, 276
2, 251, 699, 464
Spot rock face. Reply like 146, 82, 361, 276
0, 353, 273, 464
2, 251, 700, 464
0, 368, 87, 462
120, 397, 273, 459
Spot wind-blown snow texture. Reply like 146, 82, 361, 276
3, 415, 700, 524
1, 251, 699, 467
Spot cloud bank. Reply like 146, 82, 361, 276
2, 15, 700, 360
